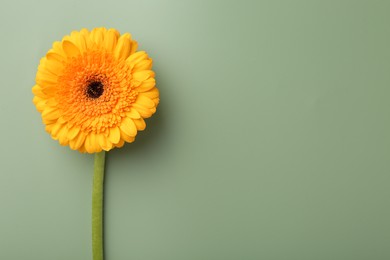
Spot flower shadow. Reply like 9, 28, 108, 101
107, 102, 167, 164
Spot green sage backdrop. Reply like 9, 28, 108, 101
0, 0, 389, 259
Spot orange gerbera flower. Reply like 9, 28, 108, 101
32, 28, 159, 153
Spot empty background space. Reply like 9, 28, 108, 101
0, 0, 389, 259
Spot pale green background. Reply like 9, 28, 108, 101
0, 0, 389, 259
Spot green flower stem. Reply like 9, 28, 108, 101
92, 151, 106, 260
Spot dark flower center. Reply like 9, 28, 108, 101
86, 81, 104, 99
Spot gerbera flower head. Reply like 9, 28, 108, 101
32, 28, 159, 153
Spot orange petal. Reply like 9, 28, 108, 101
43, 117, 57, 125
127, 51, 148, 66
45, 59, 64, 76
62, 40, 80, 58
51, 123, 64, 139
119, 127, 136, 142
78, 145, 87, 153
90, 133, 102, 153
51, 41, 66, 57
133, 59, 152, 72
139, 88, 159, 100
109, 127, 121, 144
46, 51, 65, 62
32, 85, 44, 96
126, 108, 141, 119
119, 117, 137, 137
67, 126, 80, 140
132, 103, 153, 118
45, 123, 55, 134
70, 30, 87, 52
80, 28, 92, 49
57, 116, 66, 124
70, 131, 86, 150
135, 95, 155, 109
130, 41, 138, 55
37, 62, 58, 81
136, 78, 156, 92
46, 98, 58, 107
42, 107, 60, 121
104, 28, 119, 53
133, 118, 146, 130
90, 28, 106, 46
41, 86, 58, 96
33, 96, 46, 112
84, 134, 94, 153
115, 139, 126, 148
132, 70, 154, 82
114, 33, 132, 60
152, 98, 160, 106
97, 133, 112, 151
58, 126, 69, 146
